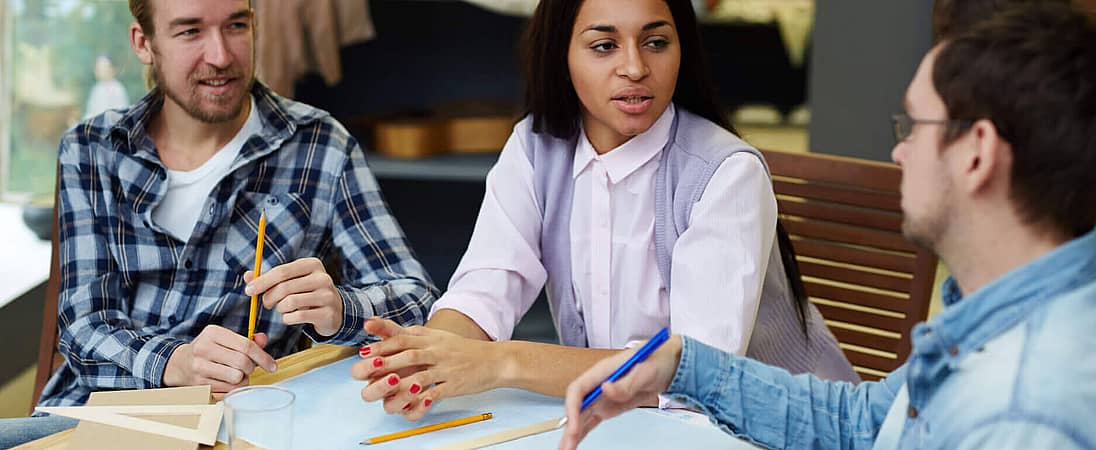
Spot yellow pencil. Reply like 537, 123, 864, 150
362, 412, 493, 445
247, 210, 267, 340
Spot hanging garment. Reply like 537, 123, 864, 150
255, 0, 376, 98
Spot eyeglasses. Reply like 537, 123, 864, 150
891, 113, 973, 142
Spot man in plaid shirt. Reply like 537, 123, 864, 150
0, 0, 437, 445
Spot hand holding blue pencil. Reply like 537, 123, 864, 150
559, 327, 671, 428
580, 327, 671, 410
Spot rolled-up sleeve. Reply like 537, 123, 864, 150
428, 129, 547, 341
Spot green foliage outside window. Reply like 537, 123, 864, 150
5, 0, 147, 199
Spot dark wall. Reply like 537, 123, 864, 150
808, 0, 934, 161
295, 0, 527, 118
296, 0, 808, 123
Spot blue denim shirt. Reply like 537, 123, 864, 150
665, 229, 1096, 449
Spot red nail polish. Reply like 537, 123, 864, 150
409, 384, 421, 394
387, 375, 398, 386
372, 357, 383, 368
359, 346, 371, 358
424, 398, 432, 408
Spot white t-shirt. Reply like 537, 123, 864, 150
152, 96, 261, 241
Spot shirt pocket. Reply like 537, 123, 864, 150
222, 191, 312, 274
112, 210, 179, 281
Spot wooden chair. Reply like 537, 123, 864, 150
32, 180, 63, 414
761, 149, 938, 381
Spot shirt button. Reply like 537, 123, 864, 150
184, 259, 193, 269
908, 407, 918, 419
267, 196, 279, 206
949, 346, 959, 356
208, 204, 216, 216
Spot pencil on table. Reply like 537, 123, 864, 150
362, 412, 493, 445
247, 209, 267, 340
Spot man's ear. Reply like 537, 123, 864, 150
130, 22, 153, 65
961, 118, 1012, 196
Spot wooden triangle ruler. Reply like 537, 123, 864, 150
36, 404, 223, 446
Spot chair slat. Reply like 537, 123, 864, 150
805, 281, 909, 314
777, 198, 903, 231
813, 303, 906, 334
762, 149, 902, 191
784, 219, 918, 254
798, 260, 911, 293
830, 327, 901, 354
774, 179, 902, 212
792, 239, 916, 273
845, 350, 901, 374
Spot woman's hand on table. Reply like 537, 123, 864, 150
350, 317, 508, 421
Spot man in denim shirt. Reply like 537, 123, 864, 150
561, 4, 1096, 450
0, 0, 437, 447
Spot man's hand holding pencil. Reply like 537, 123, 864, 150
239, 208, 347, 339
243, 256, 346, 337
162, 325, 278, 393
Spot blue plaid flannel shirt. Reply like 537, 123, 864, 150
38, 82, 438, 407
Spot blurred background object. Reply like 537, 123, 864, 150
83, 55, 129, 119
254, 0, 377, 98
3, 0, 143, 201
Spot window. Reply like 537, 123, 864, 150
1, 0, 146, 202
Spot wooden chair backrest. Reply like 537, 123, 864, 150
761, 149, 937, 381
32, 177, 64, 414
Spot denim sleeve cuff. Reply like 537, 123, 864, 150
662, 337, 791, 450
304, 286, 370, 346
660, 337, 749, 442
133, 335, 187, 388
666, 336, 729, 403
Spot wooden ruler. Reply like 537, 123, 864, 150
432, 417, 562, 450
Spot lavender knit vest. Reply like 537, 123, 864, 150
519, 108, 858, 382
